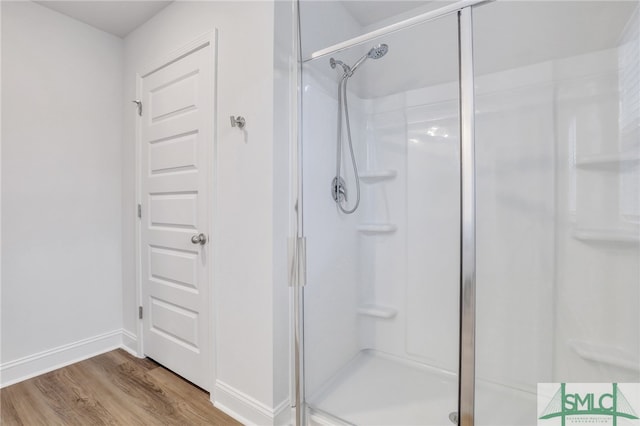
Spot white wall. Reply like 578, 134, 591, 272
298, 0, 362, 59
1, 1, 123, 384
121, 2, 289, 423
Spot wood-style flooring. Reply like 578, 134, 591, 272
0, 349, 242, 425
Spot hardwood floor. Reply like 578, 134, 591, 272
0, 349, 242, 425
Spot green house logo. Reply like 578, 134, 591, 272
539, 383, 639, 425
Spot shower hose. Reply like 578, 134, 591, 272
335, 74, 361, 214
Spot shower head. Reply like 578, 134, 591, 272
350, 43, 389, 75
367, 44, 388, 59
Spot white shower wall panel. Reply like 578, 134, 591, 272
355, 61, 558, 391
348, 82, 463, 372
553, 46, 640, 383
302, 72, 365, 397
356, 100, 409, 356
475, 63, 556, 391
405, 94, 461, 372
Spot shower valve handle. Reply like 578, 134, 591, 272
337, 185, 347, 201
332, 177, 347, 202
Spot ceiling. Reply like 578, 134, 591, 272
35, 1, 172, 38
306, 1, 637, 99
340, 1, 433, 27
35, 0, 438, 39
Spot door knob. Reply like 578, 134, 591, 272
191, 233, 207, 245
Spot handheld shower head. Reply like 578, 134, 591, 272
329, 43, 388, 214
350, 43, 389, 75
367, 43, 388, 59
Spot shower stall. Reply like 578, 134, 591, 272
292, 1, 640, 425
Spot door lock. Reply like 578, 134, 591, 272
191, 233, 207, 245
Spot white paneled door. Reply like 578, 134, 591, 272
139, 34, 215, 391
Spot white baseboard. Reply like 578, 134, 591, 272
273, 400, 292, 426
213, 380, 290, 425
120, 329, 140, 357
0, 329, 125, 388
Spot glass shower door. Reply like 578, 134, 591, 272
472, 2, 640, 424
300, 12, 463, 425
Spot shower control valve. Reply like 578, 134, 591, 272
331, 176, 347, 203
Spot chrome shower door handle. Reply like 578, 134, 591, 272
191, 233, 208, 245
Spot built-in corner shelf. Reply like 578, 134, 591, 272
357, 224, 397, 234
568, 339, 640, 373
572, 228, 640, 245
575, 153, 640, 170
357, 304, 398, 319
359, 170, 397, 183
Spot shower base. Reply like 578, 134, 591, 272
307, 350, 536, 426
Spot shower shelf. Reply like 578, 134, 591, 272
357, 304, 398, 319
359, 170, 397, 183
572, 228, 639, 245
357, 224, 397, 234
575, 153, 640, 170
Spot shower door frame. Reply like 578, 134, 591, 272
291, 2, 488, 425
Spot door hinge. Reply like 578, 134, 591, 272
137, 204, 142, 218
132, 100, 142, 116
288, 237, 307, 287
138, 306, 143, 319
